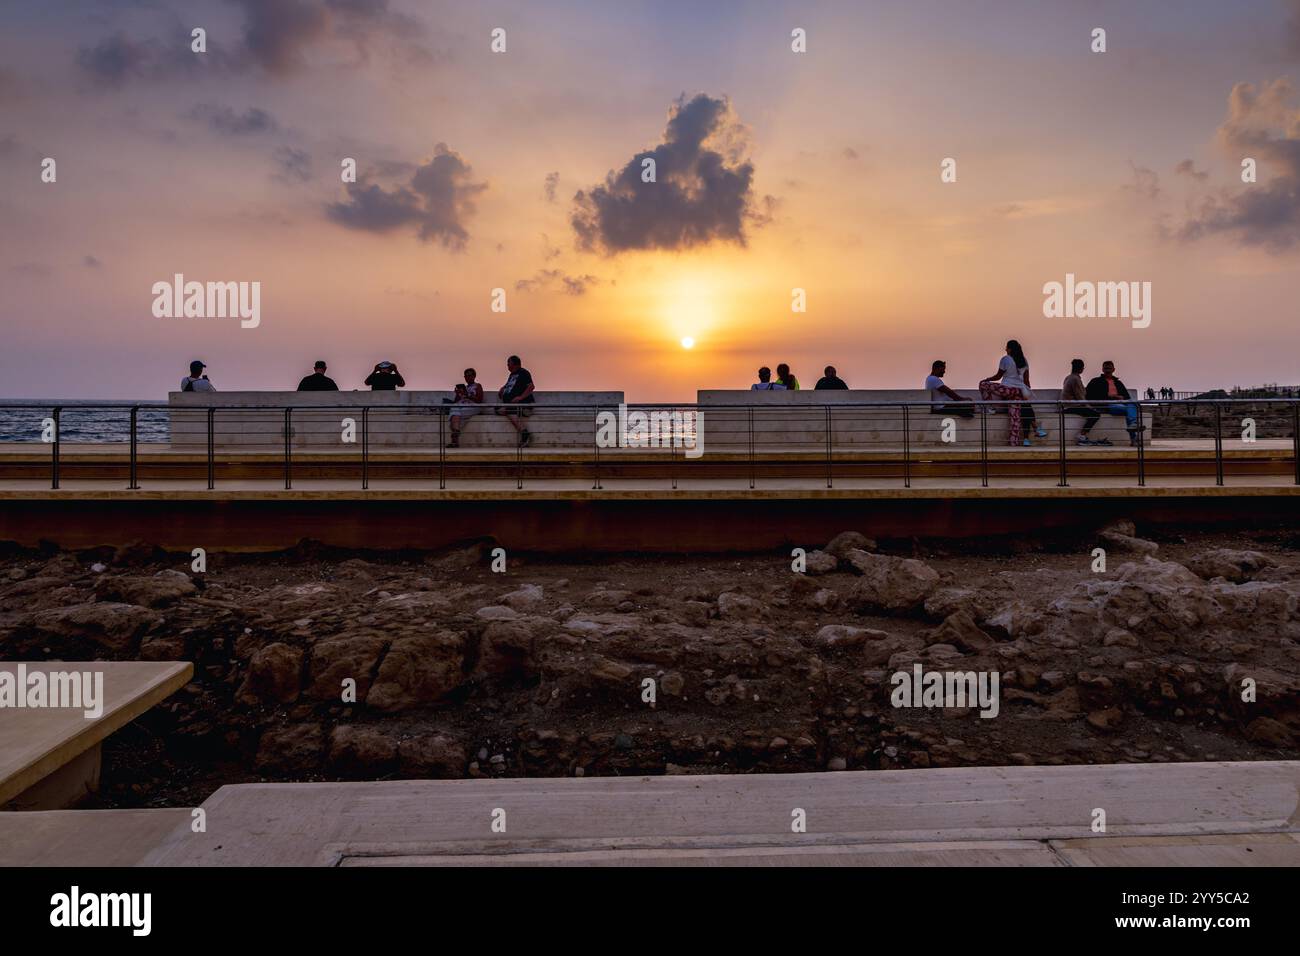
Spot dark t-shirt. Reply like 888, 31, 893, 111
365, 370, 405, 390
297, 373, 338, 391
501, 367, 535, 403
815, 375, 848, 390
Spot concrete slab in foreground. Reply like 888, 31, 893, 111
119, 760, 1300, 867
0, 662, 193, 809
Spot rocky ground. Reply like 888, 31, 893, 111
2, 521, 1298, 809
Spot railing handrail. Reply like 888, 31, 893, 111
6, 397, 1300, 413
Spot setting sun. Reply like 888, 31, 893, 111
681, 337, 695, 349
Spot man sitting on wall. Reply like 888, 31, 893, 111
925, 360, 975, 417
1085, 360, 1146, 446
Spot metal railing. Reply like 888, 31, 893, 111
1, 398, 1298, 491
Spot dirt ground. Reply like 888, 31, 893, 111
1, 520, 1298, 809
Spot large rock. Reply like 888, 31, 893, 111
826, 531, 876, 557
802, 550, 839, 575
1098, 530, 1159, 555
812, 624, 890, 649
367, 631, 466, 711
93, 570, 196, 607
398, 734, 466, 778
328, 724, 399, 777
499, 583, 545, 610
475, 619, 537, 679
1043, 558, 1221, 639
24, 601, 163, 651
305, 633, 388, 702
844, 551, 940, 612
1208, 581, 1298, 625
717, 592, 762, 619
1186, 549, 1275, 583
237, 642, 304, 705
928, 610, 994, 653
256, 723, 325, 774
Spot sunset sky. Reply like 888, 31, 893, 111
3, 0, 1300, 400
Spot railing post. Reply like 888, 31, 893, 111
1214, 401, 1224, 486
825, 405, 832, 489
902, 403, 911, 488
362, 407, 369, 490
592, 405, 602, 490
1057, 403, 1067, 487
283, 408, 292, 490
516, 410, 523, 491
670, 407, 677, 491
1293, 404, 1299, 487
206, 406, 215, 490
748, 406, 755, 490
128, 405, 139, 490
1136, 403, 1146, 487
437, 405, 445, 491
979, 403, 988, 488
51, 406, 61, 490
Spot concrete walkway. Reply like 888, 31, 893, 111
0, 662, 192, 810
6, 761, 1290, 866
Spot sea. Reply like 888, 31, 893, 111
0, 401, 170, 443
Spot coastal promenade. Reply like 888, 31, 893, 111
1, 396, 1296, 551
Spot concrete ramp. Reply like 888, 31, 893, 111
127, 761, 1299, 867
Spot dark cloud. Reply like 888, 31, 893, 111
572, 93, 763, 253
1177, 78, 1300, 251
188, 104, 278, 135
0, 134, 19, 157
843, 146, 860, 160
544, 171, 559, 203
326, 143, 486, 249
273, 145, 312, 182
75, 28, 236, 87
1123, 162, 1160, 200
83, 255, 102, 269
228, 0, 329, 75
515, 269, 602, 296
1174, 159, 1209, 181
77, 0, 431, 86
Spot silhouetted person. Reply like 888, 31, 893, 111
925, 360, 974, 417
815, 365, 848, 390
181, 360, 215, 392
1062, 358, 1102, 444
365, 361, 405, 390
776, 363, 800, 390
297, 360, 338, 391
752, 367, 785, 390
495, 355, 535, 446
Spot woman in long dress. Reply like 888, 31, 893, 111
979, 340, 1047, 446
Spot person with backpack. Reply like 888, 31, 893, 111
181, 360, 215, 392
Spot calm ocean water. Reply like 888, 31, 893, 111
0, 401, 170, 443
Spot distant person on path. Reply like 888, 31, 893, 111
1062, 359, 1103, 444
1086, 360, 1145, 446
925, 360, 974, 417
365, 361, 405, 390
776, 363, 800, 390
297, 360, 338, 391
751, 367, 786, 390
181, 360, 215, 392
978, 339, 1045, 446
815, 365, 848, 390
495, 355, 535, 447
448, 367, 484, 448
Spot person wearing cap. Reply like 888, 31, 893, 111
364, 361, 405, 391
297, 360, 339, 391
181, 360, 215, 392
